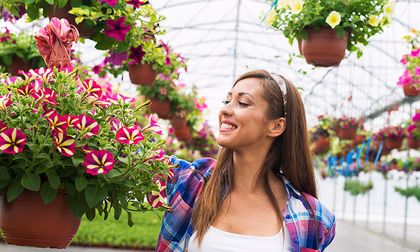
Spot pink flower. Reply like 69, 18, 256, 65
147, 179, 167, 208
101, 0, 118, 7
0, 120, 7, 132
110, 117, 123, 132
144, 148, 165, 162
75, 115, 100, 138
104, 17, 131, 41
0, 94, 12, 111
83, 150, 115, 175
81, 79, 102, 97
126, 0, 147, 8
21, 67, 54, 83
53, 131, 76, 157
159, 87, 167, 96
400, 55, 408, 65
2, 76, 20, 86
116, 126, 144, 144
46, 111, 69, 134
81, 144, 92, 154
17, 83, 35, 96
32, 87, 57, 105
142, 114, 162, 135
415, 67, 420, 76
413, 113, 420, 122
411, 48, 420, 57
195, 97, 207, 112
397, 70, 412, 86
0, 128, 27, 154
65, 114, 80, 127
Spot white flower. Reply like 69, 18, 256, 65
326, 11, 341, 29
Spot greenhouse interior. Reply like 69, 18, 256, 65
0, 0, 419, 251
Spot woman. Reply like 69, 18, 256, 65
156, 70, 336, 252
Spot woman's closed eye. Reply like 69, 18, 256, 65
221, 99, 249, 107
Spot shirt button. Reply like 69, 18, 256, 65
285, 214, 291, 220
294, 237, 299, 244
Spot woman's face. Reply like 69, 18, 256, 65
217, 78, 273, 149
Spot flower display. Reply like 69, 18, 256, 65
397, 29, 420, 93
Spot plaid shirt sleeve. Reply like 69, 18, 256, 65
156, 156, 216, 252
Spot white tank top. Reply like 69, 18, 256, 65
188, 223, 292, 252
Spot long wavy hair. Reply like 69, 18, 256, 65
191, 70, 316, 245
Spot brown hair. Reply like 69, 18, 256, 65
191, 69, 316, 245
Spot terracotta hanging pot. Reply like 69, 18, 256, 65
352, 134, 365, 147
128, 63, 157, 85
336, 127, 357, 140
384, 137, 403, 150
174, 126, 192, 143
6, 56, 33, 76
402, 83, 420, 97
0, 190, 81, 248
299, 27, 349, 67
149, 98, 171, 119
170, 116, 187, 130
313, 137, 330, 154
47, 2, 93, 38
407, 138, 420, 149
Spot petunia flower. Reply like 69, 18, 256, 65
128, 45, 145, 64
0, 94, 12, 111
17, 82, 35, 96
47, 111, 69, 134
53, 131, 76, 157
75, 115, 100, 138
104, 17, 131, 42
144, 148, 165, 162
80, 79, 102, 97
104, 51, 127, 66
0, 128, 27, 154
126, 0, 147, 8
83, 150, 115, 175
65, 114, 80, 127
397, 70, 412, 86
21, 67, 54, 84
110, 117, 123, 132
326, 11, 341, 29
195, 97, 208, 112
101, 0, 118, 7
32, 87, 57, 105
147, 179, 168, 208
290, 0, 303, 14
0, 120, 7, 132
413, 113, 420, 122
116, 126, 144, 144
142, 114, 162, 135
411, 48, 420, 57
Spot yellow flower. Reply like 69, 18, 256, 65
368, 15, 380, 27
383, 1, 395, 17
326, 11, 341, 29
290, 0, 304, 14
266, 9, 277, 26
277, 0, 291, 9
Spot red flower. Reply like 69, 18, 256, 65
126, 0, 147, 8
147, 179, 167, 208
46, 111, 68, 134
65, 114, 80, 127
110, 117, 123, 132
101, 0, 118, 7
0, 128, 27, 154
53, 131, 76, 157
0, 120, 7, 132
83, 150, 115, 175
116, 126, 144, 145
0, 93, 12, 111
81, 79, 102, 97
104, 17, 131, 42
17, 82, 35, 96
32, 87, 57, 105
75, 115, 100, 138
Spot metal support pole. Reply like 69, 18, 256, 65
342, 178, 347, 220
353, 195, 357, 225
332, 177, 337, 213
382, 177, 388, 234
403, 103, 413, 241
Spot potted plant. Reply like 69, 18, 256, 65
0, 19, 170, 248
334, 116, 359, 140
406, 112, 420, 149
309, 115, 333, 154
344, 179, 373, 196
0, 28, 45, 75
398, 29, 420, 97
266, 0, 392, 66
192, 121, 218, 158
378, 125, 405, 150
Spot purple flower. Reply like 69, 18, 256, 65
83, 150, 115, 175
128, 45, 145, 64
126, 0, 147, 9
104, 51, 127, 65
101, 0, 118, 7
104, 17, 131, 41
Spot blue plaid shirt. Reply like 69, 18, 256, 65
156, 156, 336, 252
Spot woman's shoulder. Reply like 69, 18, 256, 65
300, 192, 335, 230
169, 155, 217, 178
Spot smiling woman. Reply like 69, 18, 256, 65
156, 70, 336, 252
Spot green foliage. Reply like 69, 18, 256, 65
395, 186, 420, 202
267, 0, 391, 56
138, 77, 182, 112
344, 179, 373, 196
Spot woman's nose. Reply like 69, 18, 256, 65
220, 102, 234, 116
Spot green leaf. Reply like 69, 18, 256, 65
86, 207, 96, 221
26, 4, 40, 20
75, 176, 88, 192
118, 156, 129, 165
106, 168, 123, 179
7, 180, 24, 202
85, 185, 108, 208
0, 166, 10, 180
46, 169, 61, 189
71, 156, 84, 167
57, 0, 68, 8
45, 0, 54, 4
1, 55, 13, 66
67, 192, 88, 218
94, 36, 115, 50
64, 182, 77, 196
0, 180, 11, 190
127, 211, 134, 227
21, 173, 41, 191
357, 50, 363, 58
75, 17, 84, 24
40, 182, 57, 204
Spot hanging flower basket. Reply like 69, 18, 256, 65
336, 126, 357, 140
149, 98, 171, 119
402, 83, 420, 97
407, 138, 420, 149
299, 27, 349, 67
170, 115, 187, 130
128, 63, 157, 85
0, 190, 80, 248
352, 134, 366, 147
174, 126, 192, 143
312, 137, 330, 154
384, 137, 404, 150
47, 3, 93, 38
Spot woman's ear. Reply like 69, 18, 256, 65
267, 117, 286, 138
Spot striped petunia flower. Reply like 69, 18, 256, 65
116, 126, 144, 145
81, 79, 102, 97
32, 87, 57, 105
53, 131, 76, 157
110, 117, 123, 132
144, 148, 165, 162
0, 128, 27, 154
0, 93, 12, 111
46, 111, 68, 134
0, 120, 7, 132
147, 179, 168, 209
83, 150, 115, 175
20, 67, 54, 83
142, 114, 162, 135
65, 114, 80, 127
17, 82, 35, 96
75, 114, 100, 138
